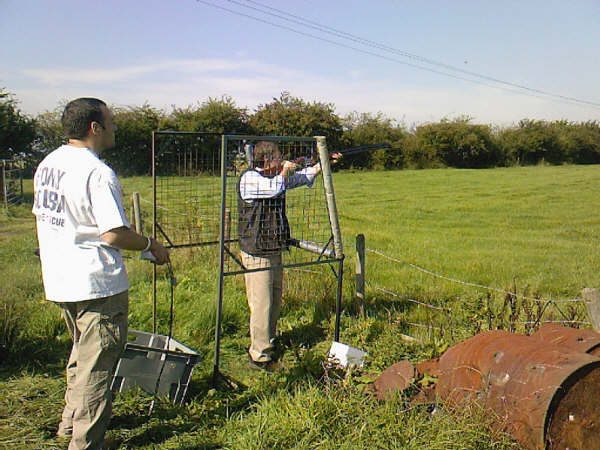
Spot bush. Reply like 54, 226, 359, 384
0, 89, 36, 172
167, 96, 250, 133
554, 120, 600, 164
33, 110, 64, 155
408, 117, 500, 168
2, 88, 600, 173
103, 104, 167, 176
498, 119, 562, 165
340, 112, 406, 169
249, 92, 343, 150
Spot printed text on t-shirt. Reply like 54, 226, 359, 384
34, 167, 67, 225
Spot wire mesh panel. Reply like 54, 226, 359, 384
220, 135, 339, 276
152, 132, 223, 247
152, 132, 340, 268
0, 159, 24, 208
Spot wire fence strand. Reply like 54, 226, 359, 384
366, 247, 583, 305
355, 245, 592, 334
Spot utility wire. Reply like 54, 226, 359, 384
195, 0, 543, 100
240, 0, 600, 108
196, 0, 600, 110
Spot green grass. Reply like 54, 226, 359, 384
3, 165, 599, 448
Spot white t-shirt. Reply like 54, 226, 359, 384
32, 145, 130, 302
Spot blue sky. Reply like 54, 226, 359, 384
1, 0, 599, 125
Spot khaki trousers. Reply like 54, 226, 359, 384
55, 291, 128, 450
241, 251, 283, 363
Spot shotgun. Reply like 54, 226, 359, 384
293, 142, 391, 167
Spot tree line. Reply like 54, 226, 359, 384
2, 89, 600, 176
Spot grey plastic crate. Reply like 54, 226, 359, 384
111, 329, 200, 404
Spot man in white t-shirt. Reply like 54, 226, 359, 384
32, 97, 169, 450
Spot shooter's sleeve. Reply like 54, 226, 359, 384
284, 165, 319, 190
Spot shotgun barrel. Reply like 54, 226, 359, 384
293, 142, 391, 166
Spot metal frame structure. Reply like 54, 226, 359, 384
151, 132, 345, 382
0, 159, 24, 210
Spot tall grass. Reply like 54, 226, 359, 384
0, 195, 66, 365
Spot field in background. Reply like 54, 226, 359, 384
2, 164, 599, 448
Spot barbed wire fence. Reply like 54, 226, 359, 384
348, 236, 595, 344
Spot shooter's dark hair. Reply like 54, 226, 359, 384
253, 141, 280, 167
61, 98, 107, 139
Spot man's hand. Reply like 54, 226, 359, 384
281, 160, 299, 177
149, 238, 170, 265
330, 152, 342, 164
101, 227, 170, 265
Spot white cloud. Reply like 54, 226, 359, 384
12, 57, 600, 126
20, 58, 303, 85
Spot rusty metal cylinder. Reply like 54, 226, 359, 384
532, 323, 600, 356
436, 330, 600, 449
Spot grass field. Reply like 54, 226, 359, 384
2, 164, 599, 449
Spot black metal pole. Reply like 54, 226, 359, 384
213, 135, 228, 383
334, 257, 344, 342
152, 132, 157, 334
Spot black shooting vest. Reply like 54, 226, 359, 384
237, 170, 290, 256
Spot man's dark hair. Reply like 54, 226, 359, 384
61, 98, 107, 139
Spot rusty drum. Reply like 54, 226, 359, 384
532, 323, 600, 356
436, 330, 600, 449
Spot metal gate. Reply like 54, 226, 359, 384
151, 132, 345, 379
0, 159, 24, 209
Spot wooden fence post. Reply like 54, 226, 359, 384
582, 288, 600, 332
356, 234, 366, 317
132, 192, 143, 234
130, 195, 135, 230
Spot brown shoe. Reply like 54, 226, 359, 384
248, 355, 280, 372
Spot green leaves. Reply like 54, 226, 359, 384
250, 92, 343, 150
0, 89, 36, 165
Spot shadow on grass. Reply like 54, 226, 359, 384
115, 422, 222, 449
109, 372, 255, 449
22, 192, 34, 203
278, 289, 333, 350
349, 295, 444, 320
277, 321, 326, 355
0, 336, 70, 380
187, 370, 249, 400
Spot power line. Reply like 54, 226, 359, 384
196, 0, 552, 103
240, 0, 600, 108
196, 0, 600, 110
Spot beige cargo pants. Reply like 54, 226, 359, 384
241, 251, 283, 363
55, 290, 128, 450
